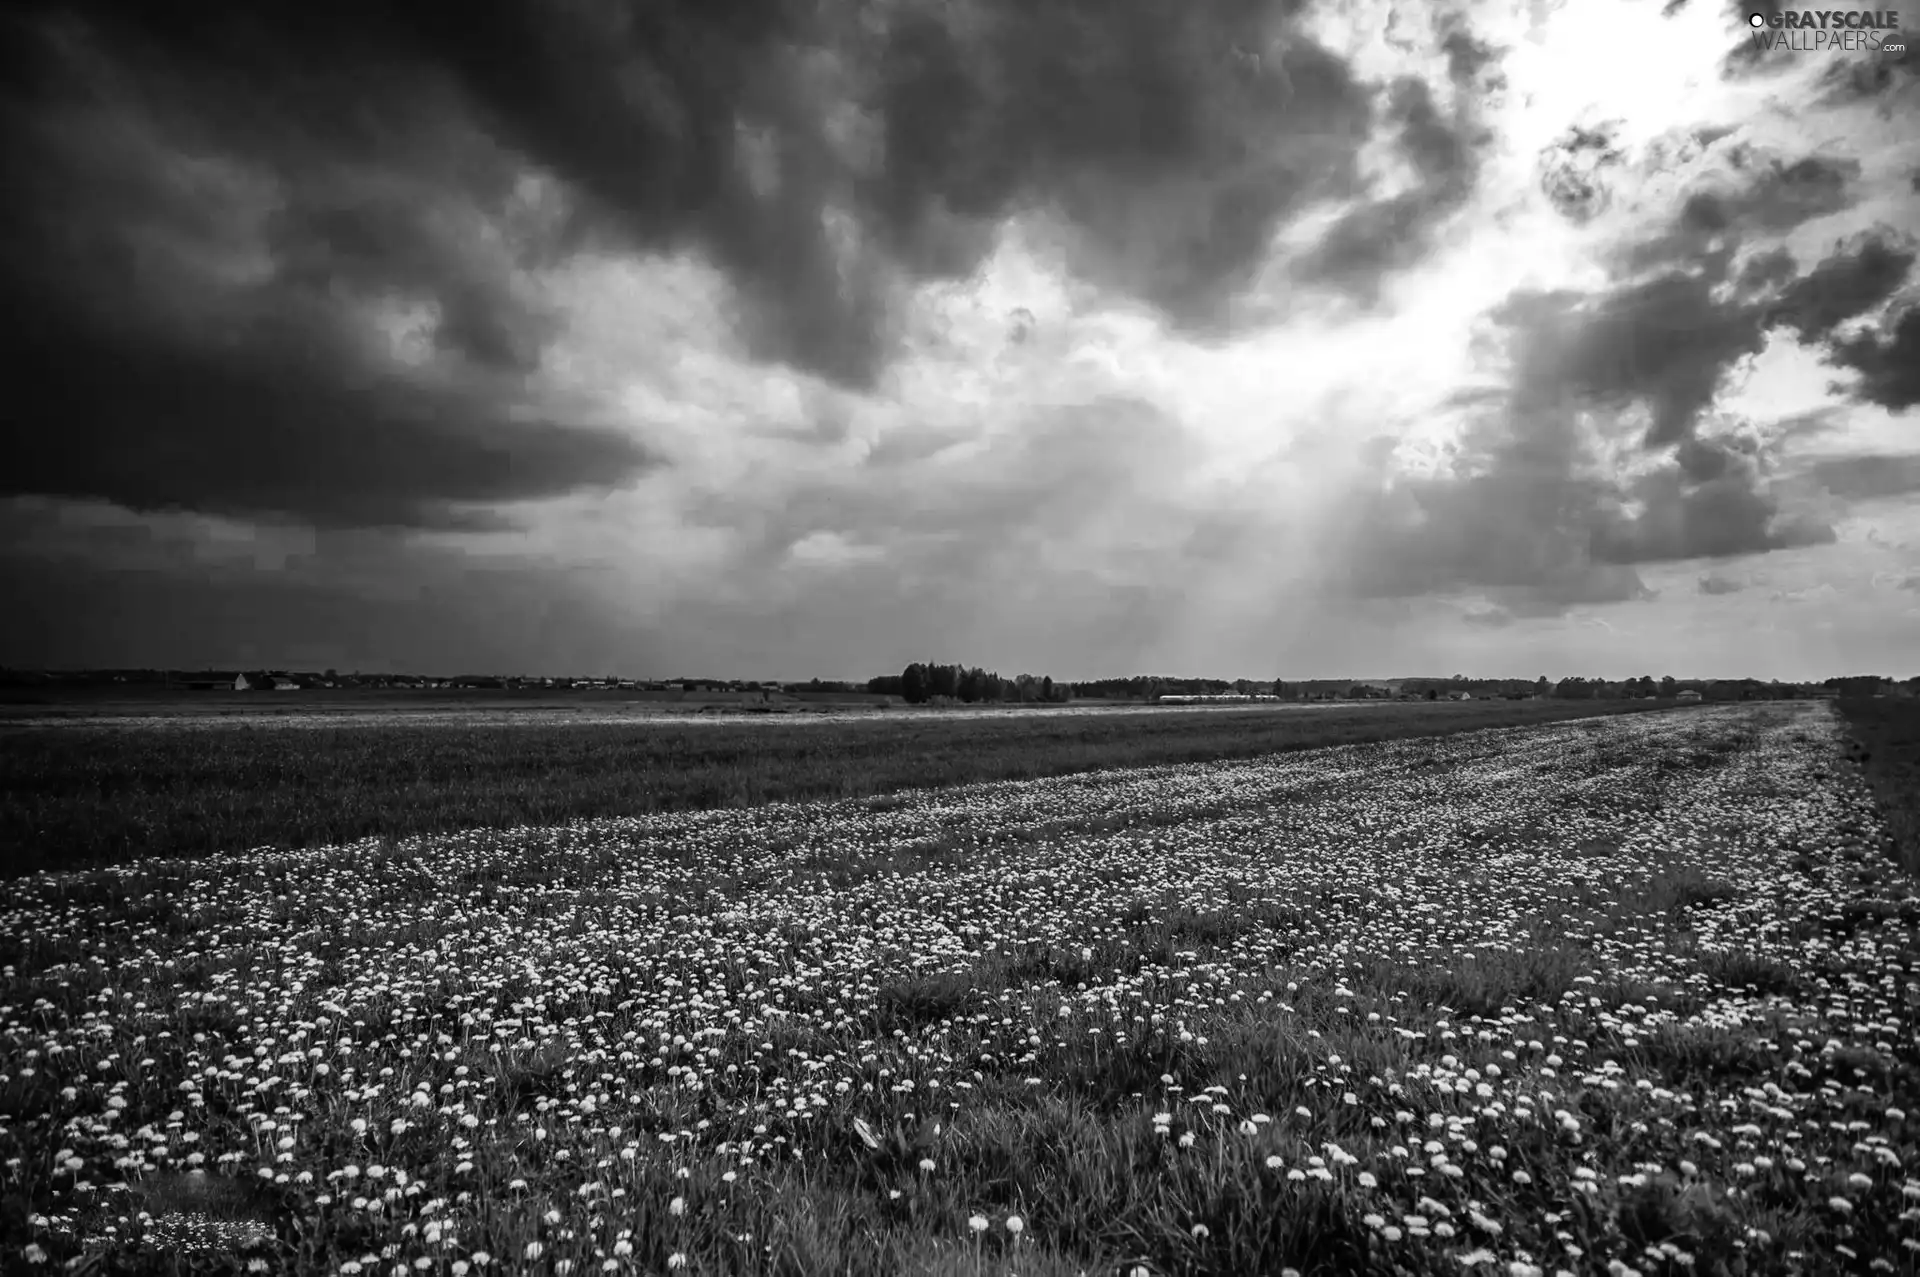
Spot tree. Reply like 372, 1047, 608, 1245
901, 663, 929, 704
1659, 675, 1677, 698
1041, 675, 1054, 702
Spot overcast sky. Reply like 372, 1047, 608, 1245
2, 0, 1915, 681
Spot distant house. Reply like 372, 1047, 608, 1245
272, 677, 301, 691
234, 673, 254, 691
1676, 689, 1703, 703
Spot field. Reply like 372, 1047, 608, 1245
1833, 698, 1920, 883
4, 703, 1918, 1274
1, 699, 1679, 875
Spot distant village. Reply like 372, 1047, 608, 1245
2, 666, 1913, 704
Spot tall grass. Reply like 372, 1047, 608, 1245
0, 700, 1679, 874
1832, 697, 1920, 881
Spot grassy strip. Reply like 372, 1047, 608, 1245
0, 700, 1678, 875
1832, 696, 1920, 881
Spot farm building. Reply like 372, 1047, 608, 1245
1676, 689, 1703, 703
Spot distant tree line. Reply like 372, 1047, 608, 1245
869, 664, 1069, 704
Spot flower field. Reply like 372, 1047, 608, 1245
4, 703, 1917, 1275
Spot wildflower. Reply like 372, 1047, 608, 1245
969, 1216, 989, 1233
524, 1243, 543, 1261
667, 1255, 686, 1271
669, 1197, 685, 1217
1006, 1216, 1024, 1235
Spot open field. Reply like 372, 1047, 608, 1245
4, 703, 1918, 1274
1834, 698, 1920, 882
0, 699, 1679, 876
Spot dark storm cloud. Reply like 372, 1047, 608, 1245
900, 3, 1376, 329
5, 2, 1382, 434
0, 12, 656, 530
2, 0, 1386, 529
1498, 266, 1768, 454
0, 520, 650, 673
1292, 22, 1498, 299
1829, 308, 1920, 410
1765, 231, 1915, 339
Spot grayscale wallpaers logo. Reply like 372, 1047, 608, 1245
1747, 10, 1907, 53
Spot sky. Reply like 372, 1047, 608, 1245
1, 0, 1915, 682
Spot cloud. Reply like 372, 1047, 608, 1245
0, 499, 655, 673
1698, 572, 1747, 594
1813, 34, 1919, 106
27, 0, 1383, 389
1623, 153, 1861, 272
1537, 122, 1625, 223
1462, 604, 1515, 628
0, 14, 657, 530
1828, 307, 1920, 410
1804, 452, 1920, 500
1292, 23, 1499, 300
1326, 149, 1902, 613
1763, 230, 1915, 339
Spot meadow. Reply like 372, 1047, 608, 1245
1833, 698, 1920, 882
0, 698, 1677, 875
4, 703, 1918, 1274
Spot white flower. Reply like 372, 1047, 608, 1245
968, 1215, 989, 1233
1006, 1216, 1024, 1235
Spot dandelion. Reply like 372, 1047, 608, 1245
1006, 1216, 1024, 1235
969, 1216, 989, 1234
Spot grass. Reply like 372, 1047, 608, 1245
0, 698, 1679, 875
1833, 697, 1920, 883
3, 703, 1917, 1275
